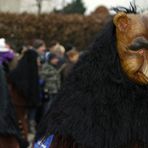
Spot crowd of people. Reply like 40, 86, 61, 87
0, 38, 80, 147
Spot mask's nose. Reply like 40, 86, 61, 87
128, 37, 148, 51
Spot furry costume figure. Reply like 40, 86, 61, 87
0, 65, 27, 148
36, 6, 148, 148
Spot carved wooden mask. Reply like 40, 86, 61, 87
114, 12, 148, 84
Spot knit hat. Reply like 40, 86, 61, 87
0, 38, 10, 52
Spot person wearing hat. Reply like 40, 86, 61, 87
0, 38, 15, 72
0, 39, 28, 148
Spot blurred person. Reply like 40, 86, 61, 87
52, 44, 65, 59
35, 41, 60, 123
0, 38, 15, 72
51, 44, 66, 69
0, 38, 21, 73
33, 39, 46, 55
39, 53, 61, 114
25, 39, 46, 133
33, 39, 46, 64
45, 41, 66, 68
0, 47, 27, 148
8, 49, 40, 138
61, 48, 80, 82
45, 41, 59, 62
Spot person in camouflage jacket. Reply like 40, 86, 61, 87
39, 53, 61, 113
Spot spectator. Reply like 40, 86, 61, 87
33, 39, 46, 64
0, 38, 15, 72
25, 39, 46, 134
51, 44, 66, 69
0, 64, 27, 148
9, 49, 40, 136
52, 44, 65, 59
61, 48, 80, 82
44, 41, 59, 62
45, 41, 65, 68
39, 53, 61, 114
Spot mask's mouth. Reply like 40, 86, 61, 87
128, 36, 148, 51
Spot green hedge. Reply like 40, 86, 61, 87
0, 13, 109, 51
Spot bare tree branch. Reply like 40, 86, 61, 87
36, 0, 52, 15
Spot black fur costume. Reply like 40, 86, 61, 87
38, 9, 148, 148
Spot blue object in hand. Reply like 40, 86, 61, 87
34, 135, 54, 148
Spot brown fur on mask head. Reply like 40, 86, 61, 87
114, 12, 148, 84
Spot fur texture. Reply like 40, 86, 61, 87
37, 12, 148, 148
9, 49, 40, 107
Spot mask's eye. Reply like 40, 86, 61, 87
128, 37, 148, 51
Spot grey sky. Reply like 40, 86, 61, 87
6, 0, 147, 14
82, 0, 148, 13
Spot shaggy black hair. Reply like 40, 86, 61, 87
112, 2, 137, 14
9, 49, 40, 106
37, 7, 148, 148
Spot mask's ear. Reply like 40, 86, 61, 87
113, 12, 129, 32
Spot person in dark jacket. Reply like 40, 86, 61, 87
9, 49, 40, 139
0, 65, 27, 148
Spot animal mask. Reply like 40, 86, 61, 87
114, 12, 148, 84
